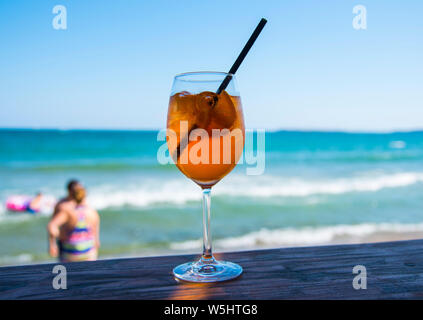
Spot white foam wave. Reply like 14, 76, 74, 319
218, 172, 423, 197
2, 172, 421, 212
170, 223, 423, 250
88, 180, 201, 210
0, 253, 33, 266
389, 140, 406, 149
86, 172, 423, 210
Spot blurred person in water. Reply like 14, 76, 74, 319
6, 192, 44, 214
47, 180, 100, 262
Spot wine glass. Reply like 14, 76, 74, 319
167, 71, 245, 282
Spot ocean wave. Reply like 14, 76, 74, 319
88, 181, 201, 210
389, 140, 407, 149
0, 210, 51, 225
220, 172, 423, 197
268, 150, 423, 163
331, 153, 419, 162
170, 223, 423, 250
86, 172, 423, 209
2, 172, 422, 213
0, 253, 33, 266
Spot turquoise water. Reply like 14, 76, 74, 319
1, 129, 423, 266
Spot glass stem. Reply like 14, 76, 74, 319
201, 188, 213, 261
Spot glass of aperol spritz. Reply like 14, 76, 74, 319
167, 72, 245, 282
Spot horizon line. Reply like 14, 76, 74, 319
1, 126, 423, 134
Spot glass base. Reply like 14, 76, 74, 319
173, 256, 243, 283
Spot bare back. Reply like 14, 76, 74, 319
53, 198, 99, 242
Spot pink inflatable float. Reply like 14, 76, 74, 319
6, 195, 35, 213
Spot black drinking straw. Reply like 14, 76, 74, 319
174, 18, 267, 161
216, 18, 267, 95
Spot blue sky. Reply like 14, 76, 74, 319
0, 0, 422, 131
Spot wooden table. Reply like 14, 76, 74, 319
1, 239, 423, 299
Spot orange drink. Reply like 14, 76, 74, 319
167, 90, 245, 188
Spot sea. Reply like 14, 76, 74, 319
1, 129, 423, 266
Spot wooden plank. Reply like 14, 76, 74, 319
1, 239, 423, 299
